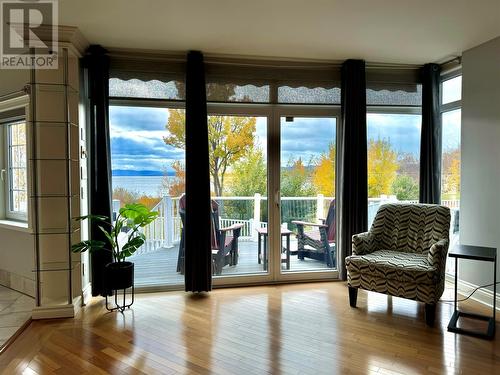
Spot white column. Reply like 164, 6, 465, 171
164, 196, 174, 248
253, 193, 261, 241
316, 194, 324, 222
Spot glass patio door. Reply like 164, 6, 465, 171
210, 108, 340, 285
207, 110, 272, 285
275, 112, 339, 281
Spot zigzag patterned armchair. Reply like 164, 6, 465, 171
345, 203, 451, 326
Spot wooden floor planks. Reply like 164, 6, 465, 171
0, 282, 499, 374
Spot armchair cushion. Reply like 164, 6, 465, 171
346, 250, 438, 284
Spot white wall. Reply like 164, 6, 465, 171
460, 36, 500, 290
0, 69, 35, 296
0, 227, 34, 295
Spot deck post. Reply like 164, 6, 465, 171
252, 193, 261, 241
316, 194, 324, 222
164, 195, 174, 248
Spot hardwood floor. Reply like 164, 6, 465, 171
0, 282, 498, 374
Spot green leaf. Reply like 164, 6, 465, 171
119, 235, 145, 259
73, 214, 109, 222
71, 240, 105, 253
98, 225, 115, 248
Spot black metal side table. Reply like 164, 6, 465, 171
448, 244, 497, 340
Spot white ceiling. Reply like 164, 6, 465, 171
59, 0, 500, 64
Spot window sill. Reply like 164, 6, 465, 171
0, 219, 31, 233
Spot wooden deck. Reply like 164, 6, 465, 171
129, 239, 333, 287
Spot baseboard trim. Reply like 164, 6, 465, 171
32, 303, 77, 320
445, 274, 500, 311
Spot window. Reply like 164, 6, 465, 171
367, 113, 422, 227
2, 120, 28, 221
440, 73, 461, 274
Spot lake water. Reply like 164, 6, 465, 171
112, 176, 170, 197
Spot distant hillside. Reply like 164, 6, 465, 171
112, 170, 175, 177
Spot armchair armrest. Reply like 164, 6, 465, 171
427, 239, 449, 269
292, 220, 328, 228
352, 231, 377, 256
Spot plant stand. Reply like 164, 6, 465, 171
105, 286, 135, 312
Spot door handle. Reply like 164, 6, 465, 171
275, 190, 280, 208
0, 169, 5, 182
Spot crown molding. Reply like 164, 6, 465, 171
58, 25, 89, 57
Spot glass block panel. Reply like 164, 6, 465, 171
278, 86, 341, 104
367, 84, 422, 106
109, 78, 184, 100
206, 83, 269, 103
442, 76, 462, 104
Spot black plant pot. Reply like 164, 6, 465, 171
104, 261, 135, 312
105, 261, 134, 290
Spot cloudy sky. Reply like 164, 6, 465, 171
110, 106, 460, 175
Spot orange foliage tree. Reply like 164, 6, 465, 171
367, 138, 399, 198
164, 110, 256, 196
163, 160, 185, 197
312, 143, 336, 197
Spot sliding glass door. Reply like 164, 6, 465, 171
207, 114, 269, 279
278, 114, 338, 278
210, 106, 339, 285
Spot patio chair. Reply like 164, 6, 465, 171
176, 194, 244, 275
292, 199, 336, 268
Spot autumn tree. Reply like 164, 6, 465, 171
137, 196, 161, 209
112, 187, 138, 206
442, 148, 461, 198
281, 158, 315, 197
163, 161, 185, 197
228, 147, 267, 196
367, 138, 399, 198
312, 143, 336, 196
392, 174, 419, 200
164, 110, 256, 196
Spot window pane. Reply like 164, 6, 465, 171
278, 86, 340, 104
367, 113, 421, 226
280, 117, 337, 272
206, 83, 269, 103
442, 76, 462, 104
109, 78, 184, 100
441, 109, 461, 274
8, 122, 27, 216
110, 106, 185, 287
208, 115, 268, 277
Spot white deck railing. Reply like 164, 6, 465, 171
115, 195, 460, 256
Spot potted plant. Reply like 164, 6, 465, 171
72, 203, 158, 298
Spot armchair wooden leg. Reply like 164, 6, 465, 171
425, 303, 436, 327
348, 287, 358, 308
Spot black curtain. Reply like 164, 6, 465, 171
419, 63, 442, 204
184, 51, 212, 292
338, 59, 368, 280
85, 45, 113, 296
